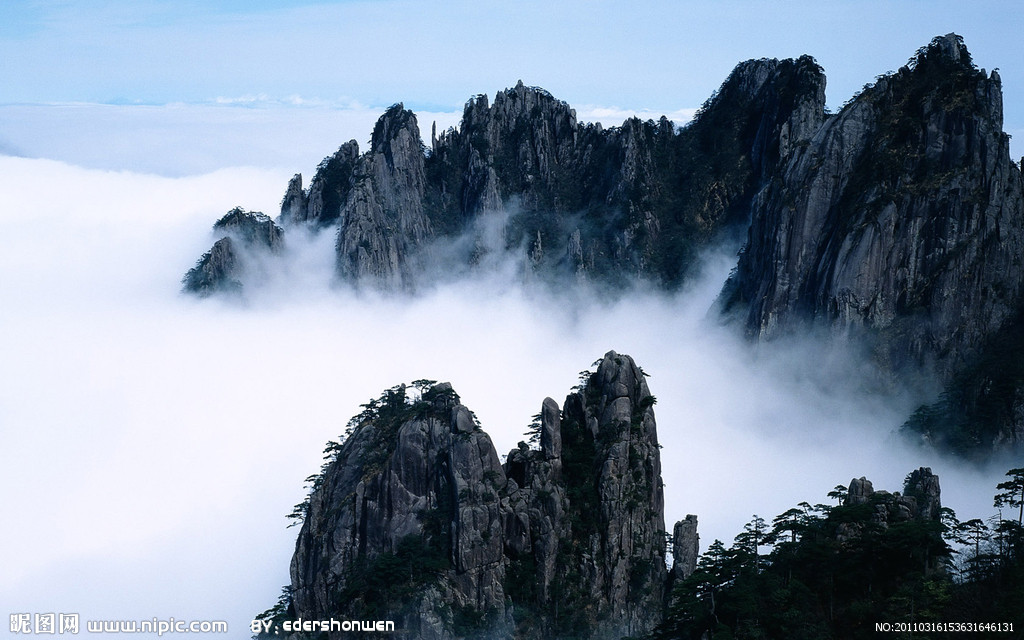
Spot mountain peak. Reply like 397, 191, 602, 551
282, 354, 667, 639
912, 32, 973, 68
371, 103, 419, 150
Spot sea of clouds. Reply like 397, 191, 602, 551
0, 107, 1015, 636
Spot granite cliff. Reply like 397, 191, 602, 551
718, 34, 1024, 453
721, 33, 1023, 376
840, 467, 943, 543
272, 351, 690, 640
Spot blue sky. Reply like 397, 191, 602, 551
1, 0, 1023, 173
1, 0, 1020, 109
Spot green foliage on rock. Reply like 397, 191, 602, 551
653, 469, 1024, 640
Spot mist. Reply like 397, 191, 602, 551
0, 151, 1014, 637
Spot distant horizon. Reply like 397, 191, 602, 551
3, 1, 1023, 175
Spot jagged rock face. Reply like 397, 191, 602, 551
284, 142, 360, 227
335, 105, 431, 288
278, 174, 307, 225
671, 515, 700, 582
273, 106, 432, 288
905, 467, 942, 521
287, 352, 667, 639
181, 237, 242, 297
506, 350, 667, 639
181, 208, 283, 296
213, 207, 284, 252
181, 36, 1024, 454
723, 34, 1024, 381
443, 82, 579, 214
289, 383, 509, 639
685, 55, 826, 197
186, 61, 827, 291
842, 467, 941, 531
836, 468, 945, 578
423, 69, 824, 286
846, 476, 876, 506
716, 34, 1024, 452
219, 66, 825, 292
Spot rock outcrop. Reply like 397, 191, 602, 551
843, 468, 941, 528
838, 467, 943, 564
723, 34, 1024, 373
670, 514, 700, 583
501, 350, 667, 638
283, 352, 668, 639
288, 381, 508, 639
422, 67, 823, 287
334, 106, 431, 287
181, 207, 283, 296
718, 34, 1024, 452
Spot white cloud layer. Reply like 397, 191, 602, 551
0, 153, 1015, 635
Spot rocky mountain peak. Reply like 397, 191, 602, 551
686, 54, 827, 204
331, 105, 430, 288
181, 34, 1024, 454
904, 466, 942, 521
590, 349, 651, 404
285, 141, 360, 227
279, 174, 305, 224
721, 33, 1023, 428
491, 80, 574, 126
371, 103, 420, 154
181, 237, 241, 297
187, 55, 836, 292
707, 55, 825, 122
281, 353, 669, 639
212, 207, 283, 251
713, 34, 1024, 453
915, 32, 972, 68
540, 350, 666, 638
181, 207, 283, 297
671, 514, 700, 582
722, 57, 804, 102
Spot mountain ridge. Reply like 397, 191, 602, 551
182, 33, 1024, 455
185, 59, 824, 292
